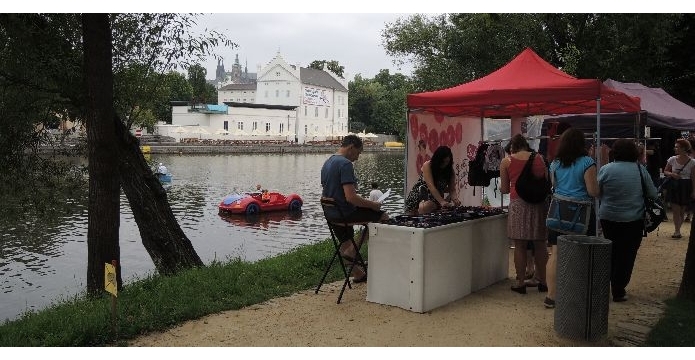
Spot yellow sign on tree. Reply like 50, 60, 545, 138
105, 262, 117, 297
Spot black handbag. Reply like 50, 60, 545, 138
638, 163, 665, 235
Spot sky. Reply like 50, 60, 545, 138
10, 1, 694, 84
191, 13, 416, 82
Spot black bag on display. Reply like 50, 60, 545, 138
515, 151, 551, 204
638, 163, 665, 235
468, 143, 491, 187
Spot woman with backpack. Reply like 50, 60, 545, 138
499, 134, 549, 294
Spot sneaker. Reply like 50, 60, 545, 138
613, 295, 628, 302
685, 215, 691, 222
543, 297, 555, 308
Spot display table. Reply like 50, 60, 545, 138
366, 213, 508, 313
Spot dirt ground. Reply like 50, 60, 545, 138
129, 215, 689, 347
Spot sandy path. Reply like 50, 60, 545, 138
129, 217, 688, 347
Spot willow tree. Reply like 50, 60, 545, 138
1, 13, 235, 294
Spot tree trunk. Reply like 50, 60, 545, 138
678, 222, 695, 301
83, 14, 121, 295
114, 115, 203, 274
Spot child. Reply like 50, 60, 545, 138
368, 182, 383, 202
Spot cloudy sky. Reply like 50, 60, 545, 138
191, 13, 417, 81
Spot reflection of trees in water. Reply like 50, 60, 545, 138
0, 167, 89, 287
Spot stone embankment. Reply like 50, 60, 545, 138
140, 142, 404, 154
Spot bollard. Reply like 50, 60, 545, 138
554, 235, 612, 342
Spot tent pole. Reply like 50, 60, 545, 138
480, 111, 490, 207
596, 98, 601, 236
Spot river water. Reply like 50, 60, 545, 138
0, 151, 406, 322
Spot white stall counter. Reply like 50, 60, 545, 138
366, 213, 508, 313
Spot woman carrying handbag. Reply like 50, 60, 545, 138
544, 128, 599, 309
597, 139, 658, 302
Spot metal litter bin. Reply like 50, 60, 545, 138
554, 235, 612, 342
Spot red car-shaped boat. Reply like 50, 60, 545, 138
218, 191, 303, 215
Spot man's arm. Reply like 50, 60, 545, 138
343, 183, 382, 211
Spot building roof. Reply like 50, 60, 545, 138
300, 67, 348, 92
219, 83, 258, 91
223, 102, 297, 110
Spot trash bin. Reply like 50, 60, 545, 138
554, 235, 612, 342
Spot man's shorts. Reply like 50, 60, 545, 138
328, 207, 386, 243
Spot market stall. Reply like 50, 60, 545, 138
367, 48, 642, 312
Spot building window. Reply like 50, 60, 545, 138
280, 123, 285, 133
265, 90, 268, 98
238, 122, 244, 130
338, 109, 341, 118
243, 98, 246, 102
265, 123, 271, 132
223, 121, 228, 131
286, 90, 290, 97
325, 108, 328, 118
276, 71, 280, 77
304, 125, 308, 135
253, 122, 258, 131
276, 90, 279, 97
304, 106, 307, 116
314, 107, 318, 117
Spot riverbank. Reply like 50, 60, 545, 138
139, 142, 404, 155
36, 142, 405, 155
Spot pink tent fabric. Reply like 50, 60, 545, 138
407, 48, 641, 117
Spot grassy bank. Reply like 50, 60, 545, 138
0, 239, 346, 346
1, 236, 693, 346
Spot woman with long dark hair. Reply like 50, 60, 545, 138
544, 128, 599, 309
404, 145, 460, 214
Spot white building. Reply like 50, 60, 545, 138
162, 51, 349, 144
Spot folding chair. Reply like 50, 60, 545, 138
316, 197, 369, 304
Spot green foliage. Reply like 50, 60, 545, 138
381, 13, 695, 105
308, 59, 345, 78
0, 239, 349, 346
0, 13, 232, 183
152, 71, 193, 123
348, 70, 413, 141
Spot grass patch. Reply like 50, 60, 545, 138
0, 238, 353, 346
645, 297, 695, 346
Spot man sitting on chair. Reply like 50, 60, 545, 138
320, 134, 389, 282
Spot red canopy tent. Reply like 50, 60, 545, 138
407, 47, 641, 118
404, 48, 642, 211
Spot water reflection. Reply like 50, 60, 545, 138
0, 151, 405, 322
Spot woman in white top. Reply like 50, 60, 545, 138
663, 139, 695, 238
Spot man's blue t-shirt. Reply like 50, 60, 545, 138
321, 154, 358, 219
